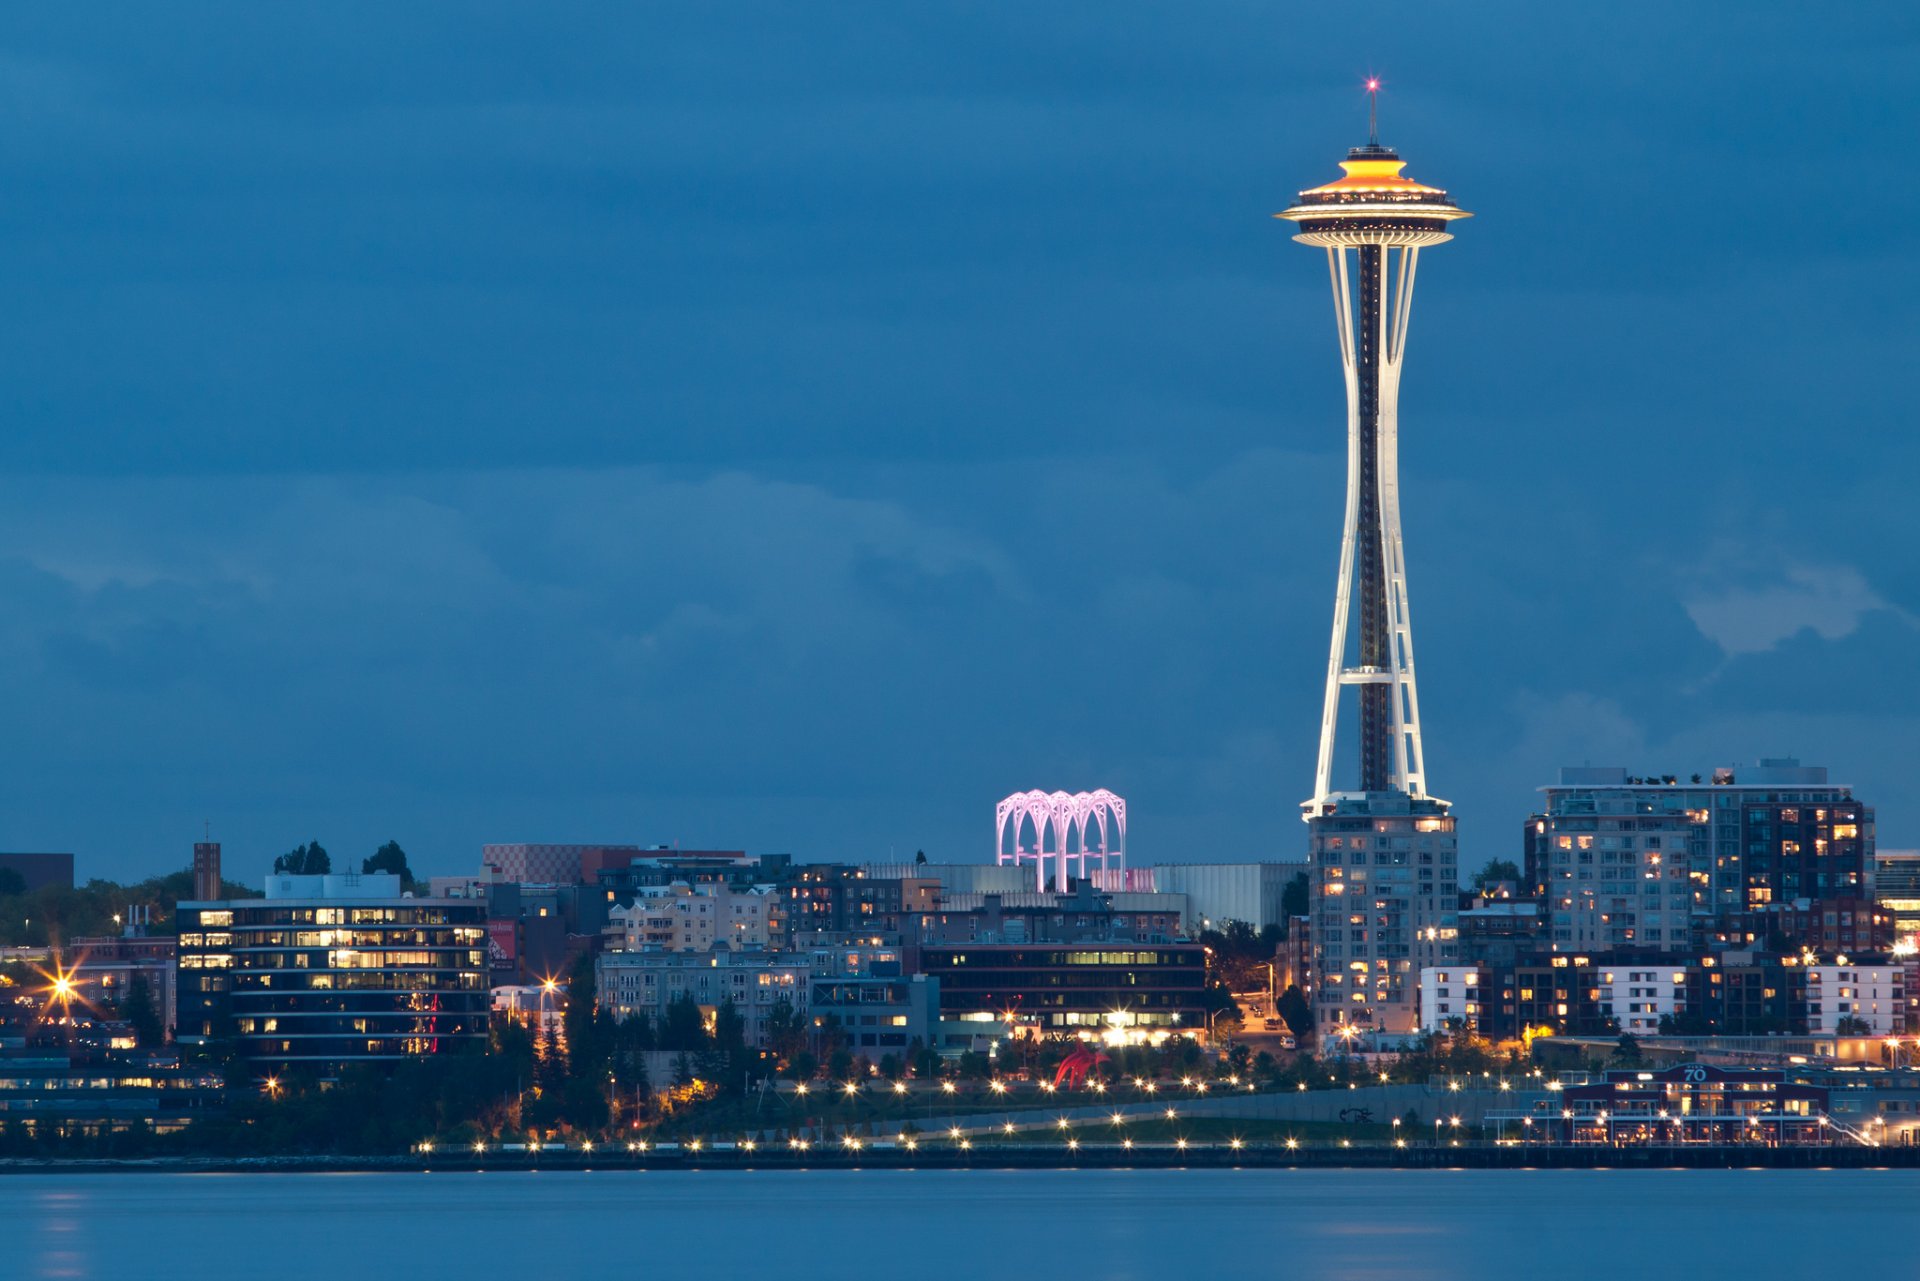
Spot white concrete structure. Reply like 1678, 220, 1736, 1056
1146, 863, 1300, 932
1418, 967, 1480, 1032
264, 872, 402, 900
995, 789, 1127, 892
1804, 964, 1905, 1035
1276, 97, 1470, 812
1603, 965, 1688, 1035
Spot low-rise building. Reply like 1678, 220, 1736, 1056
604, 883, 783, 952
1604, 964, 1688, 1035
67, 925, 178, 1037
910, 943, 1208, 1041
905, 886, 1186, 946
809, 973, 938, 1057
596, 949, 811, 1047
1418, 968, 1481, 1032
1876, 849, 1920, 946
0, 1047, 222, 1135
1801, 962, 1905, 1035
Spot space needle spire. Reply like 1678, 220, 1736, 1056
1277, 84, 1470, 814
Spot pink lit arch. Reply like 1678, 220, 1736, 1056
994, 789, 1127, 892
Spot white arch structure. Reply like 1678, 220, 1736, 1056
994, 789, 1127, 893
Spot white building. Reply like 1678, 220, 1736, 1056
1803, 964, 1905, 1035
605, 883, 782, 952
1603, 965, 1688, 1035
1146, 863, 1301, 933
1418, 968, 1481, 1032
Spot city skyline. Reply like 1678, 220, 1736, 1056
0, 6, 1914, 883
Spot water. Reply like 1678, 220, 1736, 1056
5, 1168, 1912, 1280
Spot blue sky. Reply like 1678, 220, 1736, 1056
0, 4, 1915, 884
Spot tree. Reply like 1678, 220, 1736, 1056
765, 997, 807, 1065
564, 952, 606, 1077
914, 850, 928, 865
273, 842, 331, 876
712, 998, 749, 1094
121, 971, 164, 1048
1836, 1016, 1873, 1037
659, 994, 710, 1052
1472, 859, 1522, 891
1281, 871, 1309, 920
1611, 1033, 1643, 1066
1276, 985, 1313, 1038
362, 841, 415, 889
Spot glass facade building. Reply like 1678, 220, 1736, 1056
175, 873, 489, 1079
911, 944, 1207, 1033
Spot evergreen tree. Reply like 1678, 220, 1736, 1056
121, 971, 164, 1047
273, 842, 331, 876
361, 841, 414, 889
659, 994, 710, 1052
712, 998, 749, 1095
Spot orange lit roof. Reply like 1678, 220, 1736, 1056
1300, 157, 1446, 199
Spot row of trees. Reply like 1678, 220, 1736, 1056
272, 840, 414, 888
0, 868, 256, 948
0, 842, 415, 948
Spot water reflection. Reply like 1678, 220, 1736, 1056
0, 1169, 1911, 1281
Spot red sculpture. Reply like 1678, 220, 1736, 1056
1052, 1043, 1113, 1089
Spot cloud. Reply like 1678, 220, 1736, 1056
1684, 563, 1907, 657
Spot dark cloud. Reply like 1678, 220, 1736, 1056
0, 4, 1913, 878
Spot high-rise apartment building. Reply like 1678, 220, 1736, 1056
1528, 761, 1875, 955
1308, 793, 1459, 1032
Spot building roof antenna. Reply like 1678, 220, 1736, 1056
1366, 77, 1381, 147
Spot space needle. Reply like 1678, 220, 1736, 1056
1276, 80, 1470, 813
1277, 83, 1469, 1037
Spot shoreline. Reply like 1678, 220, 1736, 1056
3, 1145, 1917, 1174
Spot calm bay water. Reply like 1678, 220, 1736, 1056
5, 1168, 1913, 1281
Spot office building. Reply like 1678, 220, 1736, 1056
1875, 849, 1920, 945
910, 943, 1208, 1040
175, 872, 489, 1079
809, 973, 938, 1057
905, 885, 1187, 947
